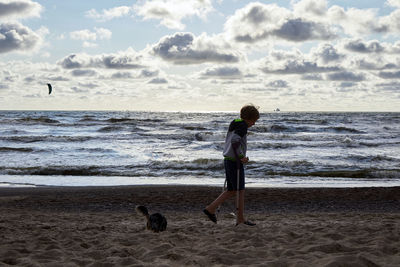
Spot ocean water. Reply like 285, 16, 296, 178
0, 111, 399, 188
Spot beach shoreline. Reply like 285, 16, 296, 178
1, 186, 399, 266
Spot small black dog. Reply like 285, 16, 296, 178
136, 205, 167, 233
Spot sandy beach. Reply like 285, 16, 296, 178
1, 185, 399, 266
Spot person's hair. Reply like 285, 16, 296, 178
240, 104, 260, 121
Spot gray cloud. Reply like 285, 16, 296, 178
301, 73, 323, 80
273, 18, 336, 42
262, 60, 339, 75
59, 53, 144, 69
326, 71, 365, 82
24, 76, 35, 83
267, 80, 288, 88
78, 82, 99, 89
148, 77, 168, 84
71, 69, 97, 77
111, 72, 134, 79
140, 69, 159, 78
227, 3, 335, 44
313, 43, 343, 64
71, 86, 89, 93
48, 76, 70, 81
0, 0, 42, 19
353, 59, 397, 70
375, 81, 400, 93
152, 32, 239, 64
378, 71, 400, 79
344, 39, 385, 53
0, 22, 41, 54
201, 66, 242, 78
340, 82, 356, 88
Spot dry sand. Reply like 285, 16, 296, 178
0, 185, 399, 266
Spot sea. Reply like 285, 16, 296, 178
0, 111, 399, 188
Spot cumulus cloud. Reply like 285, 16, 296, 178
0, 22, 42, 53
140, 69, 159, 78
344, 39, 385, 53
311, 43, 344, 64
260, 49, 339, 74
200, 66, 242, 79
71, 69, 97, 77
58, 49, 144, 70
327, 6, 387, 36
262, 59, 339, 74
380, 9, 400, 33
110, 69, 159, 79
301, 73, 323, 80
386, 0, 400, 8
273, 18, 335, 42
225, 2, 336, 44
133, 0, 214, 30
86, 6, 131, 21
70, 27, 112, 41
0, 0, 42, 19
292, 0, 328, 17
378, 71, 400, 79
267, 79, 288, 88
148, 77, 168, 84
111, 72, 134, 79
152, 32, 240, 64
326, 71, 365, 82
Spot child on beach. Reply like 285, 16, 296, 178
203, 104, 259, 226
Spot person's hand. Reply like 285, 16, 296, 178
241, 157, 249, 164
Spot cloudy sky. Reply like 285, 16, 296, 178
1, 0, 400, 112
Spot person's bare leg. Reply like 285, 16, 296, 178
205, 190, 236, 214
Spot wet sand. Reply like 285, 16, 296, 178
1, 186, 399, 266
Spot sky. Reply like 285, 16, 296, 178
0, 0, 400, 112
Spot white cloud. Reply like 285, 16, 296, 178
224, 2, 336, 44
386, 0, 400, 8
70, 29, 97, 41
311, 43, 345, 64
70, 27, 112, 41
327, 6, 387, 36
292, 0, 328, 17
200, 66, 242, 79
83, 41, 97, 48
380, 9, 400, 33
152, 32, 241, 64
0, 0, 42, 20
133, 0, 214, 30
58, 48, 145, 70
85, 6, 131, 21
326, 71, 366, 82
260, 49, 340, 75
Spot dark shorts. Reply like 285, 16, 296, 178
224, 159, 245, 191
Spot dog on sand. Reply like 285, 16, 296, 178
136, 205, 167, 232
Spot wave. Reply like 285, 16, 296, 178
18, 116, 60, 124
254, 124, 364, 134
326, 126, 365, 134
1, 162, 399, 180
97, 126, 125, 132
0, 147, 34, 152
253, 168, 400, 179
0, 135, 95, 143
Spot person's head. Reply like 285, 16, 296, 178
240, 104, 260, 127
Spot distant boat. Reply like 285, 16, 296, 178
274, 108, 280, 112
